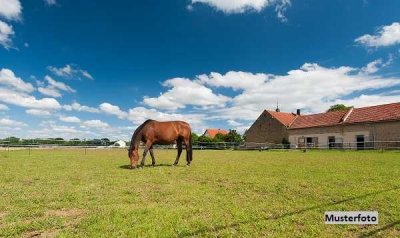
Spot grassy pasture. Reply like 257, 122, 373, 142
0, 149, 400, 237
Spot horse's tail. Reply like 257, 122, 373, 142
189, 130, 193, 162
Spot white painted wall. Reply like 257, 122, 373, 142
289, 130, 370, 148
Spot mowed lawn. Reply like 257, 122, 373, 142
0, 149, 400, 237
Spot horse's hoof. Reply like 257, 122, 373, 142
186, 164, 190, 167
151, 164, 155, 167
130, 166, 136, 170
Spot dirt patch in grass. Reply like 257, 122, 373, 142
45, 208, 84, 218
23, 209, 85, 238
0, 212, 6, 224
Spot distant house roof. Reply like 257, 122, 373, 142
264, 102, 400, 129
290, 110, 350, 129
265, 110, 297, 127
204, 129, 229, 138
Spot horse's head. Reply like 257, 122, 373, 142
128, 146, 139, 169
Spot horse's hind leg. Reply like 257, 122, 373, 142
174, 138, 183, 165
149, 147, 156, 166
141, 141, 152, 167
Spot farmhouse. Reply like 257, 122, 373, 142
245, 102, 400, 149
203, 129, 228, 139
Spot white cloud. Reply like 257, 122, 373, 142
0, 118, 26, 127
143, 77, 230, 110
99, 102, 127, 119
0, 20, 14, 49
148, 62, 400, 123
38, 75, 75, 97
0, 0, 22, 21
63, 102, 100, 113
44, 0, 57, 6
0, 88, 61, 110
45, 75, 75, 92
0, 104, 9, 110
81, 119, 110, 129
38, 86, 61, 97
227, 119, 242, 126
59, 115, 81, 123
198, 71, 268, 90
48, 64, 94, 80
189, 0, 291, 20
26, 109, 51, 117
355, 22, 400, 47
0, 68, 35, 92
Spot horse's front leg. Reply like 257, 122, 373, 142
140, 141, 152, 167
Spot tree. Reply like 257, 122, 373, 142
191, 133, 199, 143
224, 130, 243, 143
327, 104, 352, 112
198, 135, 214, 143
214, 133, 226, 142
101, 138, 110, 146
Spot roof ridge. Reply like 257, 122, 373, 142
340, 107, 354, 123
288, 115, 299, 128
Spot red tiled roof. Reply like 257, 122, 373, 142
266, 110, 297, 127
344, 102, 400, 124
287, 102, 400, 129
289, 110, 349, 129
204, 129, 228, 138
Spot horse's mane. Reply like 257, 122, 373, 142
128, 119, 153, 155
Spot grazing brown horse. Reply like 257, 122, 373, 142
128, 120, 193, 169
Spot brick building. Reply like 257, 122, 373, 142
245, 102, 400, 149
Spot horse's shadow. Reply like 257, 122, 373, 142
119, 163, 185, 169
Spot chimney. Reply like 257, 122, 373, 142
296, 109, 301, 115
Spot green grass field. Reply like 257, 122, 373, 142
0, 149, 399, 237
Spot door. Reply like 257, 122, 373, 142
328, 136, 335, 149
356, 135, 365, 150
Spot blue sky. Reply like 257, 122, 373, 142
1, 0, 400, 140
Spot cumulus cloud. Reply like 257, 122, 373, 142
359, 57, 393, 75
0, 118, 26, 127
38, 86, 62, 97
0, 68, 34, 92
0, 0, 22, 21
48, 64, 94, 80
143, 77, 230, 110
0, 21, 14, 49
189, 0, 291, 21
38, 75, 75, 97
0, 88, 61, 110
0, 68, 62, 112
355, 22, 400, 47
59, 115, 81, 123
81, 119, 110, 129
146, 62, 400, 123
0, 104, 9, 110
26, 109, 51, 117
99, 103, 128, 119
63, 102, 100, 113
